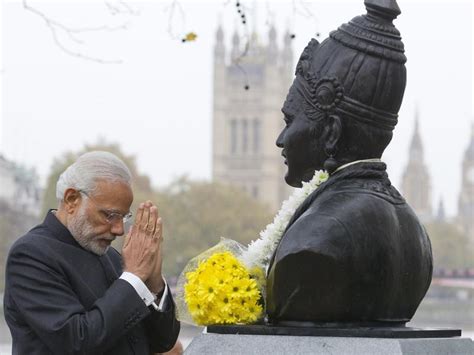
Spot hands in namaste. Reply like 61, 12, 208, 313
122, 201, 165, 293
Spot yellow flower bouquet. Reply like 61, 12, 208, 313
175, 239, 265, 326
175, 171, 329, 326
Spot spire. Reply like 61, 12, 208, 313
214, 24, 225, 65
281, 27, 293, 67
409, 106, 423, 161
267, 24, 277, 64
269, 25, 276, 43
231, 29, 240, 60
283, 27, 291, 47
401, 105, 432, 222
216, 24, 224, 43
458, 120, 474, 239
467, 121, 474, 160
436, 197, 446, 222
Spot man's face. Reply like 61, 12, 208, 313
68, 180, 133, 256
276, 84, 325, 187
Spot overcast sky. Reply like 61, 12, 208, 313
1, 0, 472, 217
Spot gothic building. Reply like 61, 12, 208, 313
401, 110, 433, 223
457, 125, 474, 240
212, 25, 293, 212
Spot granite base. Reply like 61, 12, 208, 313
185, 332, 474, 355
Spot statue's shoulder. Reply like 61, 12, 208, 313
282, 208, 350, 261
280, 178, 412, 259
307, 174, 407, 221
322, 173, 404, 202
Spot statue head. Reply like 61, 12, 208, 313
277, 0, 407, 187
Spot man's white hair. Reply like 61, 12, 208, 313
56, 151, 132, 201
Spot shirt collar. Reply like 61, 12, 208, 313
43, 209, 82, 247
333, 158, 382, 174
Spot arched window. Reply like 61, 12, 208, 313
242, 119, 248, 154
253, 119, 261, 154
230, 119, 237, 154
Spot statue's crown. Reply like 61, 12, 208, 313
295, 0, 407, 131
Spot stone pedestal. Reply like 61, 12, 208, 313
184, 326, 474, 354
185, 333, 473, 354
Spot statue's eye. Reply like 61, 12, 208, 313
284, 114, 294, 126
282, 108, 294, 126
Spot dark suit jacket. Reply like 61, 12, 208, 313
3, 211, 180, 354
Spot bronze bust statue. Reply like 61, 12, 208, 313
266, 0, 433, 325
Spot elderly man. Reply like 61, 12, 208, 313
3, 151, 180, 354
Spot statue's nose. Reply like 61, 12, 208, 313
276, 130, 284, 148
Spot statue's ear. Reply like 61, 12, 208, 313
323, 114, 342, 153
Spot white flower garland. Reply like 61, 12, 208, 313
241, 170, 329, 270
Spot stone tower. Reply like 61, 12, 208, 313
212, 25, 293, 212
457, 124, 474, 240
401, 110, 432, 222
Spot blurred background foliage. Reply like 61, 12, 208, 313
425, 222, 474, 270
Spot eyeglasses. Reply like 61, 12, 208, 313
79, 190, 133, 224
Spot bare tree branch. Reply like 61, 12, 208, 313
164, 0, 187, 40
106, 0, 140, 16
292, 0, 316, 19
23, 0, 138, 64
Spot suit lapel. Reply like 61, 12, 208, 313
99, 254, 120, 286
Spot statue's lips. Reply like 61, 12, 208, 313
281, 151, 287, 165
